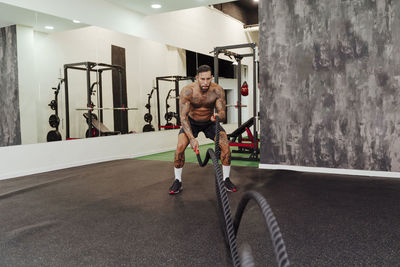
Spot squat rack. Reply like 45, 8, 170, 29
213, 43, 259, 160
64, 62, 124, 139
155, 76, 194, 130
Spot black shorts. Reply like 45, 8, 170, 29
179, 117, 225, 140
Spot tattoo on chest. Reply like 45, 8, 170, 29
191, 94, 217, 108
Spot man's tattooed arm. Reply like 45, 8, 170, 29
180, 86, 194, 140
215, 86, 226, 121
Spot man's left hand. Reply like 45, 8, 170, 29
210, 114, 217, 122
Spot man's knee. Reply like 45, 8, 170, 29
176, 143, 188, 153
218, 133, 230, 149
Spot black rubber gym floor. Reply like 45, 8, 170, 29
1, 159, 399, 266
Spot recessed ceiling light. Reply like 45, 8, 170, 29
253, 0, 259, 2
45, 25, 54, 30
151, 4, 162, 9
73, 19, 81, 24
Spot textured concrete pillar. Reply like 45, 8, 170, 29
0, 25, 21, 147
259, 0, 400, 171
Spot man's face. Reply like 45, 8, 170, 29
197, 71, 212, 92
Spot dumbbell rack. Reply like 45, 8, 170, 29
143, 87, 156, 132
47, 79, 64, 142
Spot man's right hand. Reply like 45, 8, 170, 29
190, 138, 199, 152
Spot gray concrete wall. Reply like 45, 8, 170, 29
0, 25, 21, 147
259, 0, 400, 171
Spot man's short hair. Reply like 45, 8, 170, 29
197, 65, 212, 75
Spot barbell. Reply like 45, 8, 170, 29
75, 107, 139, 111
226, 104, 248, 108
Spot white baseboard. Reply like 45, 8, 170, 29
258, 164, 400, 179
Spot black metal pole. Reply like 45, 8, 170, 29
214, 43, 255, 51
99, 70, 104, 123
213, 49, 219, 84
213, 49, 220, 119
54, 83, 59, 131
64, 66, 70, 139
175, 79, 180, 125
86, 63, 93, 137
119, 69, 125, 133
237, 59, 242, 128
156, 78, 161, 130
253, 48, 258, 156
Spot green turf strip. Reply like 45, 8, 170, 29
136, 143, 259, 167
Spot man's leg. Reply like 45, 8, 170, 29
169, 133, 190, 194
175, 133, 190, 169
218, 131, 231, 167
217, 131, 237, 192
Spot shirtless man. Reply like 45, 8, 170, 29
169, 65, 238, 194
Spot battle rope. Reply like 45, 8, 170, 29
234, 191, 290, 267
195, 116, 240, 267
194, 116, 290, 267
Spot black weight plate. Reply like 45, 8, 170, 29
144, 113, 153, 123
49, 114, 60, 128
47, 130, 62, 142
142, 124, 155, 132
49, 100, 57, 110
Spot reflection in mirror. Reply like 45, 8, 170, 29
0, 2, 89, 147
1, 2, 251, 147
71, 26, 193, 138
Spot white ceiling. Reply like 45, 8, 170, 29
0, 2, 88, 33
106, 0, 236, 15
0, 1, 235, 33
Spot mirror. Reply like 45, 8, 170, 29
0, 2, 255, 147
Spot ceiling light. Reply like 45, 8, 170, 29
72, 19, 81, 24
151, 4, 162, 9
45, 25, 54, 30
253, 0, 259, 2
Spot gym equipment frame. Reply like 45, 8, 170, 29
213, 43, 260, 161
155, 76, 194, 130
64, 62, 125, 138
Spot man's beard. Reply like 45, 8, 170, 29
200, 85, 210, 92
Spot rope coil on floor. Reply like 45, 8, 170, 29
233, 191, 290, 267
195, 116, 290, 267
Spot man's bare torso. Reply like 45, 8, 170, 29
182, 82, 222, 122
